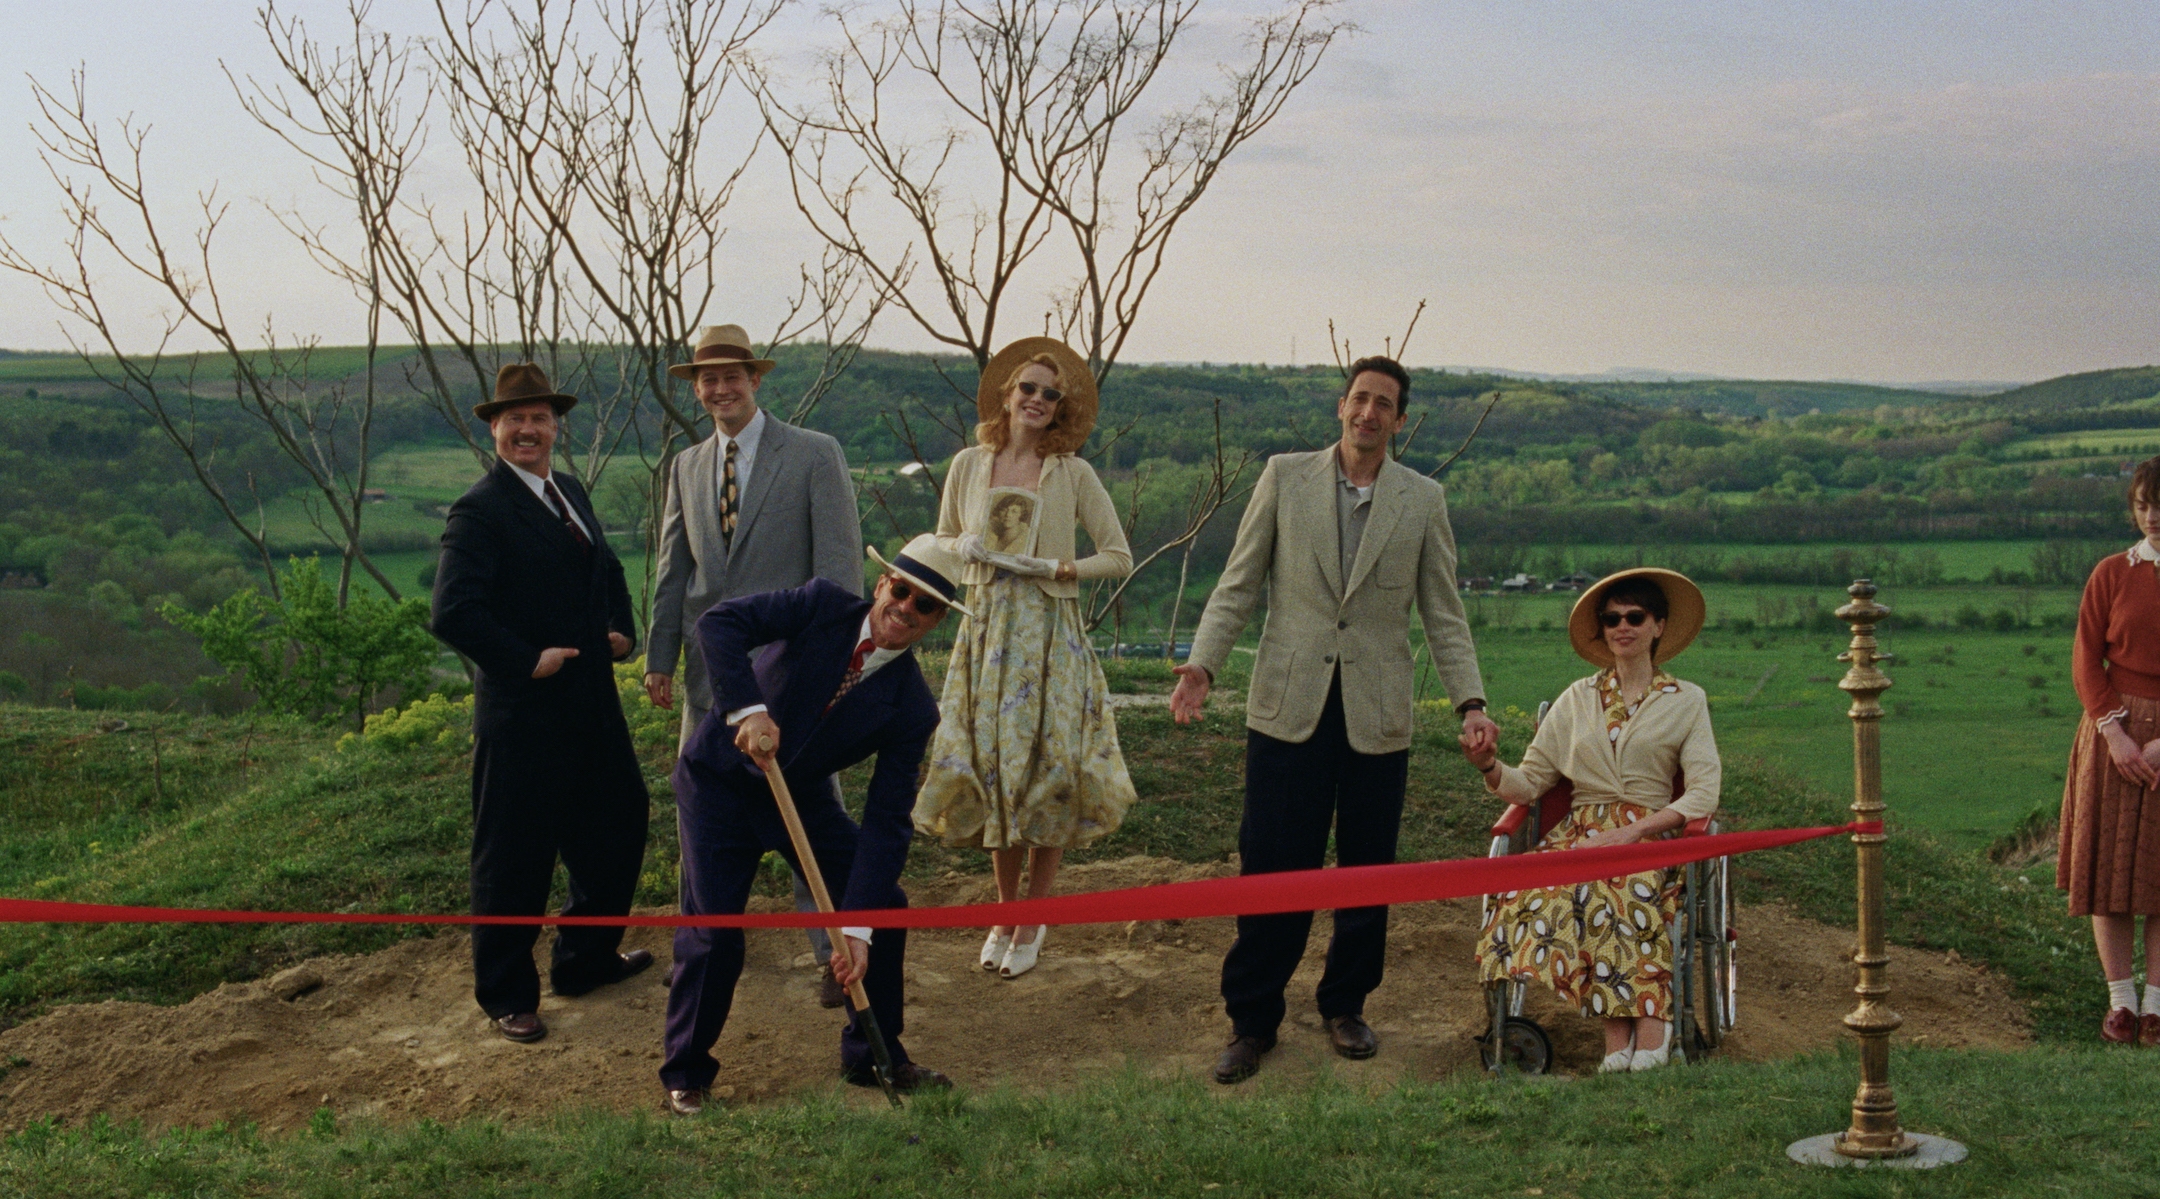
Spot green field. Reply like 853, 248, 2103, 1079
0, 347, 420, 387
1503, 542, 2074, 582
2005, 426, 2160, 457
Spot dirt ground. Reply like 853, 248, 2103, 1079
0, 857, 2027, 1133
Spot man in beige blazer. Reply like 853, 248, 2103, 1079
1171, 355, 1498, 1084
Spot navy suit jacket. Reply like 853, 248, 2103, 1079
680, 578, 939, 912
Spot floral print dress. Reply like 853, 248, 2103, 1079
1475, 669, 1686, 1020
912, 571, 1137, 850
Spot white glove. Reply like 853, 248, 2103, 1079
984, 550, 1058, 578
957, 533, 992, 564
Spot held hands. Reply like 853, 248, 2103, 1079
1169, 664, 1211, 724
736, 712, 781, 769
532, 647, 579, 678
830, 935, 871, 989
644, 672, 674, 710
1460, 709, 1499, 759
2102, 721, 2160, 789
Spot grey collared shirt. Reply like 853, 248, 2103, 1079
1335, 457, 1374, 586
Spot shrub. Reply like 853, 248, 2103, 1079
337, 691, 474, 754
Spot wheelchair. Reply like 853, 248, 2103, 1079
1476, 701, 1736, 1075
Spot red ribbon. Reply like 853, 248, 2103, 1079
0, 822, 1875, 930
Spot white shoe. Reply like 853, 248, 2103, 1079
1598, 1049, 1635, 1074
979, 930, 1013, 972
1000, 926, 1045, 978
1630, 1022, 1673, 1071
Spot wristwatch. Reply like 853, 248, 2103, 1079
1456, 699, 1488, 716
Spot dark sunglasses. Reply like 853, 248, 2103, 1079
885, 577, 948, 616
1600, 609, 1651, 628
1014, 381, 1063, 403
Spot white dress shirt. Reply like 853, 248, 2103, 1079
716, 407, 768, 509
507, 462, 591, 541
726, 614, 899, 945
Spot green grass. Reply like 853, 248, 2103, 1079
1456, 582, 2084, 631
2005, 427, 2160, 457
5, 1048, 2156, 1198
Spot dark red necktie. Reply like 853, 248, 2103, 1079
826, 638, 875, 712
541, 477, 592, 554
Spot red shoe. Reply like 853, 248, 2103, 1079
2102, 1007, 2139, 1044
2142, 1014, 2160, 1048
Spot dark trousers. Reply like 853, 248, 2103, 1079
470, 722, 649, 1018
661, 760, 911, 1092
1220, 676, 1409, 1039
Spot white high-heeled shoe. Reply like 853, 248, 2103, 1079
1630, 1022, 1674, 1071
1598, 1049, 1635, 1074
979, 930, 1013, 972
1000, 926, 1046, 978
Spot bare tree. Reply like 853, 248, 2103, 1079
1329, 299, 1503, 479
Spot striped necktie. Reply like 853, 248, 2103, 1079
719, 439, 739, 544
825, 638, 876, 713
541, 477, 591, 554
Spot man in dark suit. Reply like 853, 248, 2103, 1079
432, 363, 654, 1043
659, 533, 966, 1115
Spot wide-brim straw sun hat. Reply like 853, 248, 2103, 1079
865, 534, 973, 618
473, 363, 578, 421
668, 324, 778, 382
1567, 567, 1706, 668
977, 337, 1097, 445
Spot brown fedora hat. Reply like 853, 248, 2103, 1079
977, 337, 1097, 449
1567, 567, 1707, 668
473, 363, 578, 421
669, 324, 777, 382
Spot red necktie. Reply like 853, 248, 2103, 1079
826, 638, 875, 713
541, 477, 592, 554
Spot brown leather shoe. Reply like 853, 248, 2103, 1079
1325, 1014, 1378, 1060
2102, 1007, 2139, 1044
553, 949, 655, 997
1213, 1033, 1275, 1085
2142, 1013, 2160, 1048
495, 1012, 546, 1043
844, 1061, 953, 1092
664, 1088, 706, 1117
819, 964, 847, 1009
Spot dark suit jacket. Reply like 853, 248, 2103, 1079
679, 578, 939, 913
431, 460, 640, 746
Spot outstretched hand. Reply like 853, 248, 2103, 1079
1170, 664, 1211, 724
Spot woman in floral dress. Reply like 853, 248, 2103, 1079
1461, 568, 1721, 1073
914, 337, 1137, 979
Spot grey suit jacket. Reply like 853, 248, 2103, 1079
1185, 446, 1485, 755
647, 415, 863, 711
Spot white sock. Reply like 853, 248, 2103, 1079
2145, 982, 2160, 1017
2109, 977, 2137, 1012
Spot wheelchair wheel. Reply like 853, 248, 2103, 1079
1479, 1017, 1553, 1075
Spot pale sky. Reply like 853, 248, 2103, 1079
2, 1, 2155, 384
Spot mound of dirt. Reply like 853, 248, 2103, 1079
0, 857, 2027, 1132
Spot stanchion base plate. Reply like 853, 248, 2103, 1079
1787, 1133, 1967, 1169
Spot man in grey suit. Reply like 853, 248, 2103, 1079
642, 323, 864, 1001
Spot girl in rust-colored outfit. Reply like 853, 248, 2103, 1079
2060, 454, 2160, 1045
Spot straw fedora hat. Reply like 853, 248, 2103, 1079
473, 363, 578, 421
977, 337, 1097, 447
668, 324, 777, 382
865, 534, 973, 618
1567, 567, 1707, 668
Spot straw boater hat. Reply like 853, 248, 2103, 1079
473, 363, 578, 421
865, 534, 973, 618
668, 324, 777, 382
1567, 567, 1707, 668
977, 337, 1098, 445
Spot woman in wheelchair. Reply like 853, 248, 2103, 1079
1459, 569, 1721, 1074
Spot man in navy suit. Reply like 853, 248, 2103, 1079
659, 533, 968, 1115
431, 364, 653, 1044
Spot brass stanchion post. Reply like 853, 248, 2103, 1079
1789, 579, 1966, 1169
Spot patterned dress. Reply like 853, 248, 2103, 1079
913, 571, 1137, 850
1476, 669, 1686, 1020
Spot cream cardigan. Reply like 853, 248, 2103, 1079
936, 446, 1133, 599
1488, 674, 1722, 821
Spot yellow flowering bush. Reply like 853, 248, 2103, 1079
337, 692, 475, 754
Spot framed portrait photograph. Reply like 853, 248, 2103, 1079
982, 487, 1040, 558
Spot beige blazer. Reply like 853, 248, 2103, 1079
1186, 447, 1485, 754
936, 446, 1132, 599
1490, 675, 1722, 821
